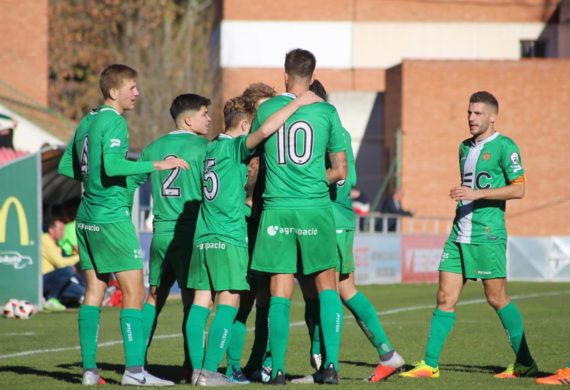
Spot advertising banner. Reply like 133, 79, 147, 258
401, 234, 447, 283
0, 153, 42, 305
353, 233, 401, 284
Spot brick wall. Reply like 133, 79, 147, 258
0, 0, 48, 105
224, 0, 559, 22
223, 68, 385, 103
385, 59, 570, 236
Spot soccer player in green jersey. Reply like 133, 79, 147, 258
186, 91, 321, 386
58, 64, 188, 386
292, 80, 406, 384
402, 91, 536, 379
127, 93, 211, 380
249, 49, 348, 385
225, 83, 277, 383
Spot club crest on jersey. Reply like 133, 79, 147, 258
110, 139, 121, 148
482, 152, 491, 161
510, 152, 522, 172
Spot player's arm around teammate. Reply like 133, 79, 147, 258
58, 64, 187, 387
186, 92, 321, 386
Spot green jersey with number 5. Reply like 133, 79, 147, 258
449, 132, 525, 245
250, 93, 346, 209
131, 130, 208, 234
193, 134, 253, 247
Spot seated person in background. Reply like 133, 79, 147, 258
59, 197, 81, 256
380, 188, 413, 232
42, 218, 85, 311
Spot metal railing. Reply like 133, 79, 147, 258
357, 212, 453, 235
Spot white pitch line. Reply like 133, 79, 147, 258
0, 290, 567, 360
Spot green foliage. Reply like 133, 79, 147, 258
0, 282, 568, 388
48, 0, 215, 150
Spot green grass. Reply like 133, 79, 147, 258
0, 282, 569, 389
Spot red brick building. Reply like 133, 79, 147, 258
0, 0, 48, 105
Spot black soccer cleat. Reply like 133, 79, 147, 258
323, 363, 339, 385
268, 370, 286, 386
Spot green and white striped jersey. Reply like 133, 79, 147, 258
449, 132, 525, 244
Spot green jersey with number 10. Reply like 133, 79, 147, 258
449, 132, 525, 245
251, 93, 346, 209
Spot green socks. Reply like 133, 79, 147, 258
141, 303, 156, 359
120, 308, 144, 368
344, 291, 393, 356
425, 309, 456, 368
245, 305, 269, 372
186, 304, 211, 370
497, 302, 534, 366
226, 309, 249, 374
319, 289, 343, 371
203, 305, 238, 372
304, 298, 322, 355
566, 361, 570, 368
78, 305, 101, 369
269, 297, 291, 377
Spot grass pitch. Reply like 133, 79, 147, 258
0, 282, 568, 389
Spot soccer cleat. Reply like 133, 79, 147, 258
195, 369, 233, 387
248, 366, 272, 383
400, 360, 440, 378
268, 370, 286, 385
227, 368, 251, 384
290, 371, 322, 384
495, 361, 538, 379
367, 351, 406, 382
44, 297, 66, 312
121, 370, 175, 386
310, 354, 322, 371
190, 371, 201, 386
536, 367, 570, 385
322, 363, 339, 385
82, 370, 106, 385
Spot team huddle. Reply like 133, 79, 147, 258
58, 48, 570, 386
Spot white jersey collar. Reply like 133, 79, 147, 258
281, 92, 296, 99
472, 131, 499, 147
169, 129, 197, 135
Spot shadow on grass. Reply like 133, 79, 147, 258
440, 363, 548, 377
58, 361, 183, 383
0, 365, 117, 385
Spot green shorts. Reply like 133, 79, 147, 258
76, 220, 143, 274
438, 239, 507, 279
149, 229, 195, 288
251, 208, 338, 275
336, 229, 355, 275
187, 241, 250, 292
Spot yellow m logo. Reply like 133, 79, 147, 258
0, 196, 30, 246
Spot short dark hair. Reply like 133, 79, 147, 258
99, 64, 137, 99
223, 97, 255, 130
309, 79, 327, 101
169, 94, 211, 122
469, 91, 499, 113
285, 49, 316, 79
46, 217, 64, 230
